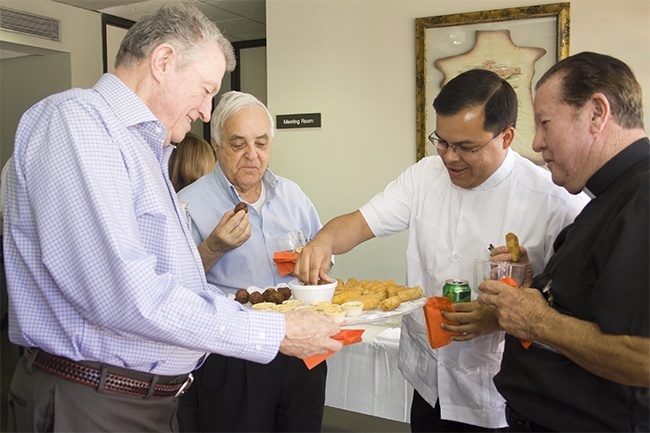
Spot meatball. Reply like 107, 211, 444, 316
270, 291, 285, 304
263, 288, 285, 304
234, 289, 249, 304
234, 202, 248, 214
278, 286, 292, 301
263, 288, 278, 302
248, 291, 264, 305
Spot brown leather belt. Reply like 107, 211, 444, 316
30, 349, 193, 399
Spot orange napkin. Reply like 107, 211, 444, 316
273, 251, 298, 276
423, 296, 459, 349
303, 329, 365, 370
499, 277, 533, 349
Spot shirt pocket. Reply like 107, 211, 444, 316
454, 338, 505, 409
412, 216, 448, 272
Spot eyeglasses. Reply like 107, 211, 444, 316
429, 126, 509, 155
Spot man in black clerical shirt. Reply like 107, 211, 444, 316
478, 52, 649, 432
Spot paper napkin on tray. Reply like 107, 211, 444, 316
273, 251, 298, 276
376, 327, 401, 343
303, 329, 364, 370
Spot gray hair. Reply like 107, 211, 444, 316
211, 91, 275, 146
115, 3, 236, 72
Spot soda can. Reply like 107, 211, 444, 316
442, 279, 471, 303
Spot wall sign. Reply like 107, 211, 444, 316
276, 113, 321, 129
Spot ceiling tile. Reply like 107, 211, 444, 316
48, 0, 266, 41
204, 0, 265, 17
195, 3, 240, 22
213, 17, 265, 37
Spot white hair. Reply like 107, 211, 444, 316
211, 91, 274, 146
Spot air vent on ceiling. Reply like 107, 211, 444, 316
0, 7, 60, 41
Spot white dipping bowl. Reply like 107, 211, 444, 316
341, 301, 364, 317
288, 279, 337, 304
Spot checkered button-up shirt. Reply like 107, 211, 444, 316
4, 74, 284, 375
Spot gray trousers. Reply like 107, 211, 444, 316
8, 351, 182, 432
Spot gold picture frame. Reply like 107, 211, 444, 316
415, 3, 570, 164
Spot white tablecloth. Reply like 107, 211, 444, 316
324, 319, 413, 423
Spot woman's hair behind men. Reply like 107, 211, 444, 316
115, 3, 236, 72
169, 133, 216, 192
210, 91, 275, 147
536, 51, 644, 130
433, 69, 518, 134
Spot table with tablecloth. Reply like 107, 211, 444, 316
324, 319, 413, 423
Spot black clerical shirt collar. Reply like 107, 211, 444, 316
584, 137, 650, 197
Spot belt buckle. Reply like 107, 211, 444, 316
174, 373, 193, 398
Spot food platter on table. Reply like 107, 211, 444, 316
338, 297, 426, 326
229, 280, 427, 327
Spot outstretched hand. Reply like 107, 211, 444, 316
293, 240, 333, 285
280, 308, 343, 358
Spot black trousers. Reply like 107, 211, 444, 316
410, 389, 508, 432
178, 353, 327, 432
505, 405, 555, 432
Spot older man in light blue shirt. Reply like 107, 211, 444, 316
179, 161, 321, 294
177, 91, 329, 432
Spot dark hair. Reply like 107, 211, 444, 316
536, 52, 644, 129
433, 69, 518, 134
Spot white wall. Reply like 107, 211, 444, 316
0, 0, 102, 88
0, 52, 71, 164
240, 46, 268, 105
0, 0, 103, 165
266, 0, 650, 283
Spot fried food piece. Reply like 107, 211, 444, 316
387, 283, 409, 298
234, 202, 248, 213
278, 286, 292, 301
506, 232, 520, 262
380, 295, 401, 311
263, 288, 284, 304
343, 277, 359, 289
332, 291, 363, 305
248, 291, 264, 305
335, 285, 364, 294
397, 286, 424, 302
333, 278, 424, 310
273, 292, 286, 304
362, 288, 388, 301
357, 279, 381, 290
362, 280, 394, 297
234, 289, 249, 304
357, 294, 381, 311
263, 288, 277, 302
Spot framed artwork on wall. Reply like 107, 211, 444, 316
415, 3, 570, 164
